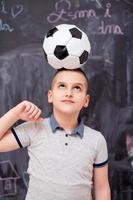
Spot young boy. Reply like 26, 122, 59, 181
0, 68, 111, 200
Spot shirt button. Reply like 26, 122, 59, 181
65, 143, 68, 146
65, 134, 68, 137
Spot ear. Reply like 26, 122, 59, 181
48, 90, 53, 103
83, 94, 90, 108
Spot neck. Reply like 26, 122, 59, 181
53, 110, 79, 132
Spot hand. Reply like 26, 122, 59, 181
13, 100, 43, 122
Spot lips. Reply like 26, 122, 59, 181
62, 99, 74, 104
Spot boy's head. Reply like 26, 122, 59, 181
48, 68, 90, 116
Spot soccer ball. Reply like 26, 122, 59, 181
43, 24, 91, 69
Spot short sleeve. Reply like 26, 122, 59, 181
12, 121, 37, 148
93, 134, 108, 168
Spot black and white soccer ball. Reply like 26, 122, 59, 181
43, 24, 91, 69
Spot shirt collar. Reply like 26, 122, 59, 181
50, 114, 84, 138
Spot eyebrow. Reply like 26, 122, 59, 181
57, 82, 84, 86
73, 83, 84, 87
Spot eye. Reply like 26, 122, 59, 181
73, 86, 81, 91
58, 84, 66, 89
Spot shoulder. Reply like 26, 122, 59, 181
15, 117, 51, 132
83, 125, 107, 145
83, 125, 108, 163
84, 125, 103, 138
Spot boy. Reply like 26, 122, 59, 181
0, 68, 111, 200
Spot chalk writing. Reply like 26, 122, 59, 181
1, 0, 7, 14
11, 4, 24, 19
0, 0, 24, 32
84, 0, 103, 9
0, 160, 20, 197
75, 9, 97, 19
95, 0, 103, 9
99, 21, 123, 35
0, 0, 24, 18
0, 18, 13, 32
47, 0, 123, 35
55, 0, 71, 11
47, 9, 69, 23
4, 180, 12, 191
104, 3, 111, 18
47, 0, 98, 23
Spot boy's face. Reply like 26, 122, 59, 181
48, 70, 90, 115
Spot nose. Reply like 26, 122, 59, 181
65, 88, 73, 97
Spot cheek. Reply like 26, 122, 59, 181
49, 91, 62, 103
76, 96, 86, 105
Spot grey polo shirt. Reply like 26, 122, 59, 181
12, 115, 108, 200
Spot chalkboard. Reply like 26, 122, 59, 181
0, 0, 133, 199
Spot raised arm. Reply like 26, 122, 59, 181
0, 100, 42, 152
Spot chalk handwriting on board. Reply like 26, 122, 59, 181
104, 3, 111, 18
47, 0, 123, 35
11, 4, 24, 19
75, 0, 103, 9
94, 0, 103, 9
0, 18, 13, 32
47, 0, 98, 23
99, 21, 123, 35
0, 160, 20, 197
1, 0, 7, 14
0, 0, 24, 32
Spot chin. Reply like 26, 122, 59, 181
60, 108, 78, 115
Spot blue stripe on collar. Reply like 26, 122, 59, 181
50, 114, 84, 138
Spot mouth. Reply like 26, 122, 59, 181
62, 99, 74, 104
